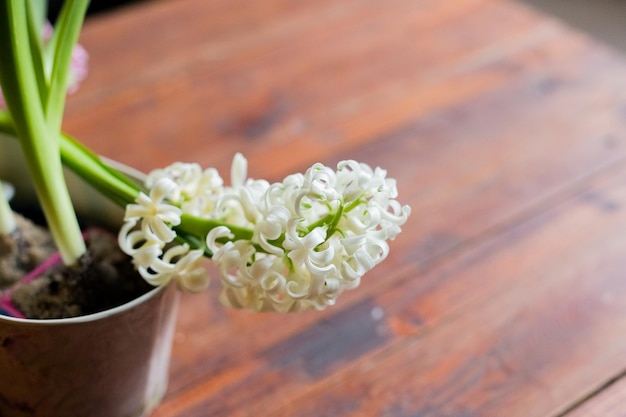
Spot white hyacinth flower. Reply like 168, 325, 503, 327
124, 178, 182, 243
119, 153, 410, 312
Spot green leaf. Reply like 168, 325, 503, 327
45, 0, 90, 132
0, 0, 86, 264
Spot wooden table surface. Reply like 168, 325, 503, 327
63, 0, 626, 415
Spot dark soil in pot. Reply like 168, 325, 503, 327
0, 214, 56, 288
0, 212, 152, 319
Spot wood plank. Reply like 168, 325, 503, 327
148, 19, 626, 399
65, 0, 546, 173
55, 0, 626, 415
151, 137, 626, 417
67, 0, 620, 412
564, 376, 626, 417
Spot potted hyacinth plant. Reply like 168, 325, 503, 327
0, 1, 410, 416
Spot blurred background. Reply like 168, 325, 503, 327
47, 0, 626, 55
519, 0, 626, 53
46, 0, 149, 20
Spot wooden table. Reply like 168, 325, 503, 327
64, 0, 626, 415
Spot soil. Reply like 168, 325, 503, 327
0, 213, 152, 319
0, 214, 56, 288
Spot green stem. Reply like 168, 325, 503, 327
325, 203, 344, 240
177, 214, 254, 242
308, 212, 334, 233
25, 1, 48, 106
60, 134, 141, 206
28, 0, 47, 27
0, 0, 85, 264
0, 111, 140, 207
45, 0, 89, 133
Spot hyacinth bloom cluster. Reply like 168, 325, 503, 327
118, 154, 410, 312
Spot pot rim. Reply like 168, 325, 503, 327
0, 284, 166, 326
102, 156, 147, 184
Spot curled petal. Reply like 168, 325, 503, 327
132, 242, 163, 269
147, 162, 204, 203
260, 270, 286, 297
206, 226, 235, 253
256, 206, 289, 255
231, 153, 247, 189
138, 261, 175, 287
124, 178, 182, 245
286, 273, 312, 299
162, 243, 191, 263
179, 268, 210, 293
142, 216, 177, 243
341, 238, 389, 283
118, 219, 139, 254
379, 201, 411, 240
284, 220, 325, 253
151, 178, 179, 203
125, 194, 152, 220
174, 249, 209, 293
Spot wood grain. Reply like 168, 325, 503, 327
564, 376, 626, 417
58, 0, 626, 415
